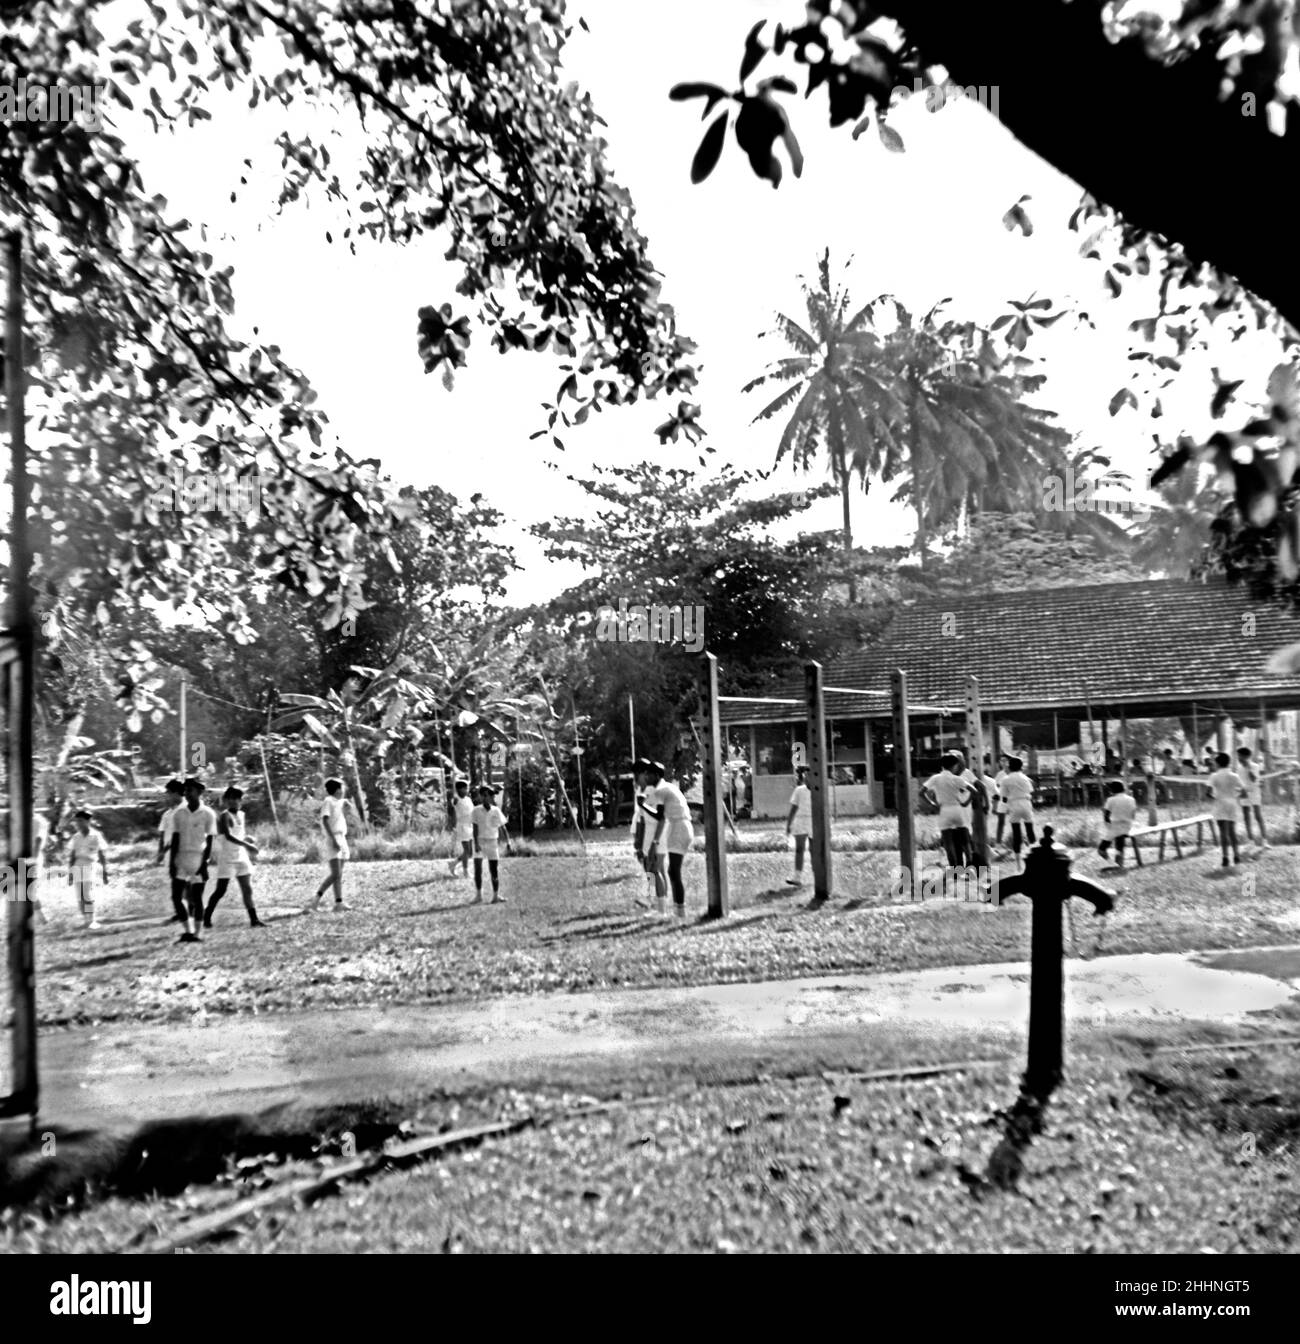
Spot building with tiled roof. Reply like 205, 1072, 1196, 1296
720, 578, 1300, 818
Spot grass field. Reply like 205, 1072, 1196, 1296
31, 832, 1300, 1029
6, 1042, 1297, 1254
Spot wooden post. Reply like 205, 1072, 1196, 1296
805, 661, 832, 904
179, 669, 188, 776
1053, 710, 1061, 815
4, 232, 37, 1123
1145, 771, 1158, 826
965, 677, 988, 869
699, 654, 729, 920
891, 670, 916, 899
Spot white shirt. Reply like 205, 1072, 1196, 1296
1000, 773, 1034, 806
158, 802, 182, 841
1235, 762, 1262, 805
319, 795, 348, 839
216, 809, 252, 867
924, 771, 970, 827
173, 804, 217, 857
647, 780, 690, 823
453, 795, 475, 839
471, 804, 507, 856
1208, 768, 1244, 818
789, 783, 812, 834
68, 828, 105, 869
1104, 792, 1138, 835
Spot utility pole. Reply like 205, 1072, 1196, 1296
4, 231, 37, 1124
178, 669, 188, 777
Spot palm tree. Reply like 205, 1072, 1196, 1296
743, 250, 903, 600
857, 298, 1073, 565
1132, 463, 1224, 577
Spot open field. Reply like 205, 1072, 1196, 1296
32, 837, 1300, 1029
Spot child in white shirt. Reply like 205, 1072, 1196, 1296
203, 786, 263, 928
1000, 757, 1036, 860
1207, 753, 1244, 867
155, 778, 188, 924
447, 779, 475, 877
68, 809, 109, 930
922, 756, 972, 870
308, 777, 351, 912
785, 767, 812, 887
1097, 780, 1138, 868
1235, 747, 1267, 848
471, 784, 511, 904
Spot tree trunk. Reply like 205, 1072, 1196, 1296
838, 460, 857, 603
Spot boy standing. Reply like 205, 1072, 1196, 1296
471, 784, 510, 904
1000, 756, 1036, 861
922, 755, 972, 872
785, 766, 812, 887
68, 809, 109, 930
204, 786, 264, 928
1097, 780, 1138, 869
308, 777, 351, 912
447, 779, 474, 877
1207, 753, 1245, 868
631, 759, 661, 910
641, 762, 695, 922
155, 778, 188, 924
1235, 746, 1268, 849
170, 778, 215, 943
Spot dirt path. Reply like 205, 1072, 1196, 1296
29, 943, 1300, 1129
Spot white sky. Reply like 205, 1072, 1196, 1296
115, 0, 1289, 602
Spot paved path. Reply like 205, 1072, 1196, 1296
33, 945, 1300, 1128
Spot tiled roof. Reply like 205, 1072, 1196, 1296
719, 578, 1300, 724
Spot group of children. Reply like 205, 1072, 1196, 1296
446, 778, 512, 902
629, 758, 696, 920
918, 750, 1038, 871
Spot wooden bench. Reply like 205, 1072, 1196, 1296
1125, 813, 1215, 865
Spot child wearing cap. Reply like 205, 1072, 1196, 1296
471, 784, 511, 904
68, 809, 109, 930
204, 786, 264, 928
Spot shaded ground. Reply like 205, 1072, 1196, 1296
31, 844, 1300, 1029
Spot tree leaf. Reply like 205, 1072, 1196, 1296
877, 121, 905, 152
670, 82, 727, 102
691, 112, 729, 184
739, 20, 766, 84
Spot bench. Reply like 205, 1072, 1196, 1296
1124, 813, 1216, 866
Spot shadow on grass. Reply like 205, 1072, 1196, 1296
43, 950, 137, 974
538, 917, 675, 946
393, 903, 479, 920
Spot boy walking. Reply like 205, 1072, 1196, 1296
471, 784, 510, 904
308, 777, 351, 911
1097, 779, 1138, 869
1235, 746, 1268, 849
68, 809, 109, 930
1207, 753, 1245, 868
204, 786, 264, 928
1000, 756, 1036, 861
170, 778, 215, 943
785, 766, 812, 887
447, 779, 474, 877
155, 778, 188, 924
923, 755, 972, 872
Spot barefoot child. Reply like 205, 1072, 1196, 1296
170, 778, 215, 942
1235, 747, 1268, 849
785, 766, 812, 887
155, 778, 188, 924
1097, 779, 1137, 868
1207, 753, 1245, 868
631, 759, 661, 909
993, 755, 1010, 850
471, 785, 510, 904
68, 809, 109, 930
923, 755, 972, 872
447, 779, 474, 877
204, 786, 264, 928
1000, 756, 1036, 861
308, 777, 351, 911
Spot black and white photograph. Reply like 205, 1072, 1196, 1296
1, 0, 1299, 1298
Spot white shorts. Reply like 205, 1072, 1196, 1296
174, 853, 208, 882
1242, 792, 1262, 808
455, 825, 474, 843
936, 804, 966, 829
791, 828, 811, 841
1105, 824, 1132, 842
215, 859, 253, 880
325, 841, 350, 862
477, 845, 501, 862
664, 819, 694, 856
1006, 802, 1034, 824
1211, 802, 1241, 823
